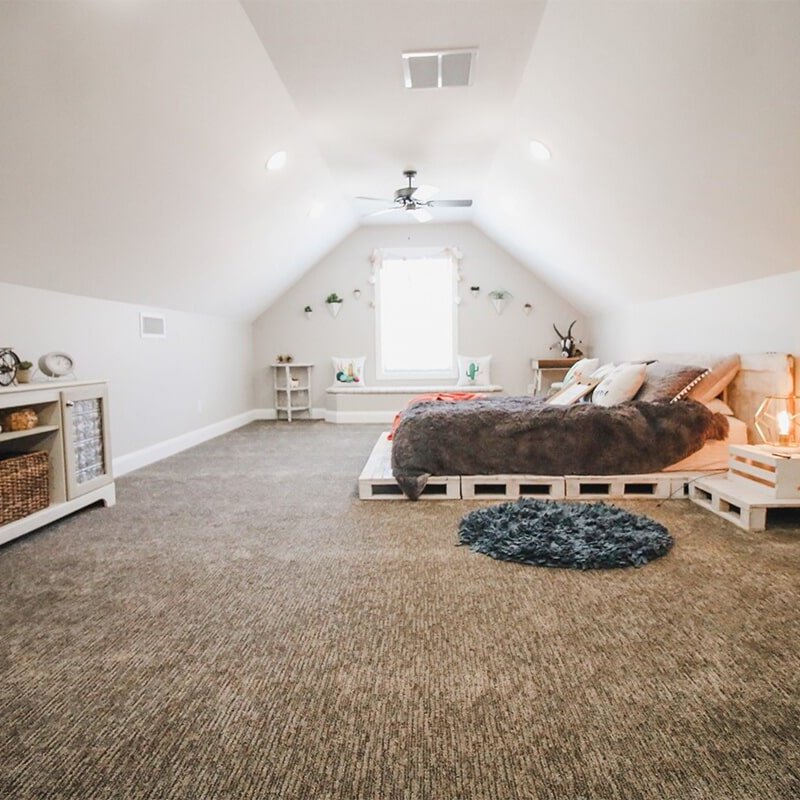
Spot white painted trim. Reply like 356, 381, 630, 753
113, 410, 259, 476
324, 409, 395, 424
113, 406, 327, 477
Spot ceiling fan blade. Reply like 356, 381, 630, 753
365, 207, 401, 218
428, 199, 473, 208
410, 184, 439, 203
356, 196, 395, 203
408, 207, 433, 223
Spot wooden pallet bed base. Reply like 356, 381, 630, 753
689, 474, 800, 531
358, 433, 708, 502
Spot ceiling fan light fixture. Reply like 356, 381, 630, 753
266, 150, 287, 171
529, 140, 551, 161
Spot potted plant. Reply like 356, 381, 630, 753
325, 292, 343, 318
470, 285, 480, 297
16, 360, 33, 383
304, 305, 313, 320
489, 289, 511, 315
523, 302, 533, 315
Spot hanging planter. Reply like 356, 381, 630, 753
325, 293, 343, 318
304, 305, 313, 320
470, 286, 480, 298
523, 303, 533, 315
489, 289, 511, 315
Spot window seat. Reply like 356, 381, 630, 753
324, 384, 503, 423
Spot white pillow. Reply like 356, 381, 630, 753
332, 356, 366, 386
457, 355, 492, 386
592, 363, 647, 407
590, 362, 616, 381
563, 357, 600, 386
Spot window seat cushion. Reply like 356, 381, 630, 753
326, 384, 503, 394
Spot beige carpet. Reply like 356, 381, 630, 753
1, 421, 798, 799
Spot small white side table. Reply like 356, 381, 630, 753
530, 357, 580, 395
272, 362, 313, 422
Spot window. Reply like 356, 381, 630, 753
375, 248, 458, 380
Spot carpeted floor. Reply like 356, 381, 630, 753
1, 421, 798, 800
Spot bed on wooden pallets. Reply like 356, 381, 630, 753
358, 353, 796, 501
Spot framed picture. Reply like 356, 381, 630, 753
546, 380, 597, 406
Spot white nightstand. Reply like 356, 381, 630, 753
690, 444, 800, 531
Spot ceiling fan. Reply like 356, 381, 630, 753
356, 169, 473, 223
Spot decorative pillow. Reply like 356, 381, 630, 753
635, 362, 710, 403
457, 355, 492, 386
592, 363, 647, 407
332, 356, 366, 386
686, 355, 741, 403
589, 362, 616, 382
704, 397, 734, 416
562, 357, 600, 386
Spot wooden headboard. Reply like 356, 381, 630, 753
645, 351, 797, 443
727, 353, 796, 443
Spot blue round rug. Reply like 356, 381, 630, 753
459, 499, 673, 570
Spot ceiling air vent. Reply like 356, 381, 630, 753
402, 48, 477, 89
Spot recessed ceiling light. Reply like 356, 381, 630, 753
266, 150, 287, 171
529, 140, 551, 161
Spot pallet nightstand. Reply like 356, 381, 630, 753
690, 444, 800, 531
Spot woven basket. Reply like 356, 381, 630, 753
0, 451, 49, 526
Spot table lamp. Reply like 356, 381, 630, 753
754, 395, 799, 451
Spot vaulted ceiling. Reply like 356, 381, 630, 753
1, 0, 798, 320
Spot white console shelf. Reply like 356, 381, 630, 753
0, 380, 116, 546
272, 363, 313, 422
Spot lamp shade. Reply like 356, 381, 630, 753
754, 395, 799, 447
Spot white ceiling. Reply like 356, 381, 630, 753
241, 0, 546, 226
1, 0, 798, 319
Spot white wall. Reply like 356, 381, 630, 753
588, 270, 800, 360
252, 223, 583, 410
1, 281, 254, 460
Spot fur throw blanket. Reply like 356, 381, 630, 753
391, 397, 729, 500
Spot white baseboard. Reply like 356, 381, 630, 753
253, 407, 327, 421
113, 409, 260, 476
114, 406, 328, 476
324, 409, 395, 424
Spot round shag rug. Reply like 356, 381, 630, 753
458, 499, 673, 570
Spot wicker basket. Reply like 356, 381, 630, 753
0, 451, 49, 526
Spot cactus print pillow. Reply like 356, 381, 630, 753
457, 355, 492, 386
332, 356, 366, 386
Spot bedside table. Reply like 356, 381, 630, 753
530, 357, 580, 395
689, 444, 800, 531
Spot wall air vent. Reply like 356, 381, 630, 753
140, 313, 166, 338
402, 48, 477, 89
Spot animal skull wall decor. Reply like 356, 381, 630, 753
551, 320, 583, 358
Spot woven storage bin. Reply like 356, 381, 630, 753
0, 451, 49, 526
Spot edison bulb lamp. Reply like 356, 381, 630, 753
754, 395, 799, 449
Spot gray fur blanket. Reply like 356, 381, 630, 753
391, 396, 729, 500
